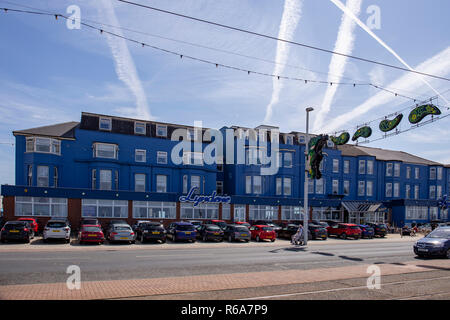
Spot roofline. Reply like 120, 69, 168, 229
12, 132, 76, 141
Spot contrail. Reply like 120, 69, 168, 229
322, 47, 450, 133
330, 0, 449, 105
98, 0, 152, 120
313, 0, 362, 131
263, 0, 304, 124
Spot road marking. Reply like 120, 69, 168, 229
239, 275, 450, 300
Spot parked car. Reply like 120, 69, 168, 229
223, 224, 251, 242
78, 225, 104, 245
132, 220, 152, 234
308, 224, 328, 240
203, 220, 228, 230
80, 218, 101, 231
43, 219, 71, 243
0, 216, 4, 229
367, 223, 388, 237
358, 224, 375, 239
137, 222, 166, 243
327, 223, 362, 239
106, 224, 135, 244
234, 221, 251, 228
166, 222, 197, 242
17, 217, 38, 234
1, 221, 34, 243
249, 225, 276, 242
197, 224, 224, 242
322, 220, 339, 228
187, 220, 203, 229
104, 220, 129, 238
311, 220, 330, 228
251, 221, 281, 232
413, 226, 450, 258
278, 223, 312, 240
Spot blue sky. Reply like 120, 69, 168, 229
0, 0, 449, 185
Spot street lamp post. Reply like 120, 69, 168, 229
304, 107, 314, 246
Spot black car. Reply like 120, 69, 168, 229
137, 222, 166, 243
132, 220, 151, 234
413, 226, 450, 258
308, 224, 328, 240
223, 224, 251, 242
1, 221, 34, 243
367, 223, 388, 237
197, 224, 224, 242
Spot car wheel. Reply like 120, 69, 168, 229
66, 239, 70, 244
25, 237, 30, 243
271, 239, 275, 242
256, 236, 260, 242
191, 239, 196, 243
340, 233, 347, 239
161, 238, 166, 243
43, 238, 48, 243
228, 235, 233, 242
417, 254, 426, 258
131, 240, 135, 244
80, 240, 84, 245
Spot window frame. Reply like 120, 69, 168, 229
94, 143, 118, 159
99, 117, 112, 131
135, 149, 147, 163
156, 124, 167, 137
156, 151, 168, 164
134, 122, 146, 135
156, 174, 167, 193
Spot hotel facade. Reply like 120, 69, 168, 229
1, 112, 449, 231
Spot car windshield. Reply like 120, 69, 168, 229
207, 226, 221, 231
427, 229, 450, 239
82, 220, 97, 225
262, 227, 273, 231
177, 225, 195, 231
82, 227, 101, 233
47, 222, 66, 228
4, 223, 24, 230
234, 226, 248, 232
216, 222, 227, 228
114, 226, 131, 231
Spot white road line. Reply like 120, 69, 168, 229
239, 275, 450, 300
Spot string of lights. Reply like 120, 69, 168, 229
0, 7, 428, 103
116, 0, 450, 82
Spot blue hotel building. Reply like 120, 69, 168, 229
1, 112, 449, 231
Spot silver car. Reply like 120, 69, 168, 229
107, 224, 136, 244
224, 224, 251, 242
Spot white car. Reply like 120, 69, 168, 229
43, 219, 71, 243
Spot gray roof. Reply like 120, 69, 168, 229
338, 144, 443, 166
13, 122, 79, 139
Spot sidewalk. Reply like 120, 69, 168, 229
0, 233, 419, 253
0, 259, 448, 300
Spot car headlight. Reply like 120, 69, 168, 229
432, 242, 444, 247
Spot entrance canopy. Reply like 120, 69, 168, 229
342, 201, 382, 213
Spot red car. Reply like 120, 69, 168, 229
17, 218, 38, 234
327, 223, 362, 239
249, 225, 276, 242
79, 225, 104, 244
235, 221, 251, 228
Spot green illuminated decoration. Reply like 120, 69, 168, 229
308, 134, 328, 180
408, 104, 441, 124
352, 126, 372, 141
379, 114, 403, 132
330, 132, 350, 145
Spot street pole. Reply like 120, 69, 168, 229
304, 107, 314, 246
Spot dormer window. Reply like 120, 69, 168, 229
285, 135, 294, 145
99, 117, 112, 131
134, 122, 146, 135
156, 125, 167, 137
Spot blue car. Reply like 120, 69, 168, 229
166, 222, 197, 243
358, 225, 375, 239
413, 226, 450, 258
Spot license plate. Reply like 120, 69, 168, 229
185, 232, 191, 235
88, 234, 97, 237
9, 230, 19, 233
241, 234, 248, 236
120, 237, 128, 240
152, 231, 160, 234
214, 233, 219, 235
53, 230, 60, 232
266, 236, 272, 238
381, 229, 385, 231
418, 248, 428, 252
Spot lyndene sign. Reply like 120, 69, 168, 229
179, 187, 231, 207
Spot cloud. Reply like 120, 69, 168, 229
313, 0, 362, 131
97, 0, 153, 120
263, 0, 304, 124
321, 46, 450, 133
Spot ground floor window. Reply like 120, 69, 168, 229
82, 199, 128, 218
442, 209, 448, 220
180, 203, 219, 219
405, 206, 428, 220
430, 207, 438, 220
15, 197, 67, 217
222, 203, 231, 220
312, 207, 340, 221
249, 205, 277, 221
281, 206, 304, 220
133, 201, 176, 219
233, 205, 246, 222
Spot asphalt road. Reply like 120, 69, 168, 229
0, 239, 425, 286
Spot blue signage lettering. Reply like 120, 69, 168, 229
179, 187, 231, 206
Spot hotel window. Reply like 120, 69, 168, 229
344, 160, 349, 174
216, 181, 223, 195
99, 117, 112, 131
315, 178, 324, 194
430, 207, 438, 220
359, 160, 365, 174
285, 135, 294, 145
385, 183, 392, 197
183, 152, 203, 166
134, 173, 146, 192
367, 160, 374, 175
437, 167, 443, 180
284, 152, 293, 168
406, 167, 411, 179
367, 181, 373, 197
156, 175, 167, 193
333, 159, 339, 173
183, 175, 188, 194
298, 135, 306, 144
135, 149, 146, 162
276, 178, 282, 195
26, 137, 61, 155
253, 176, 262, 194
53, 167, 58, 187
249, 205, 276, 221
94, 143, 118, 159
91, 169, 96, 189
358, 181, 365, 196
27, 165, 33, 186
414, 185, 419, 199
37, 166, 49, 187
234, 205, 246, 222
282, 206, 303, 220
394, 182, 399, 197
82, 199, 127, 218
308, 179, 314, 194
133, 201, 176, 219
343, 180, 350, 195
437, 185, 442, 199
191, 175, 201, 191
181, 203, 219, 220
429, 167, 436, 180
429, 185, 436, 199
245, 176, 252, 194
26, 137, 34, 152
332, 179, 339, 195
405, 184, 410, 199
114, 170, 118, 190
156, 124, 167, 137
283, 177, 292, 196
394, 163, 400, 177
99, 169, 112, 190
16, 197, 67, 217
415, 167, 420, 179
386, 163, 393, 176
157, 151, 167, 164
134, 122, 146, 135
222, 203, 231, 220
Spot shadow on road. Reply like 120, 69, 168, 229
337, 255, 364, 262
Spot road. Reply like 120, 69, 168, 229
0, 237, 449, 299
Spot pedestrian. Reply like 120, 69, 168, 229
292, 224, 304, 245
